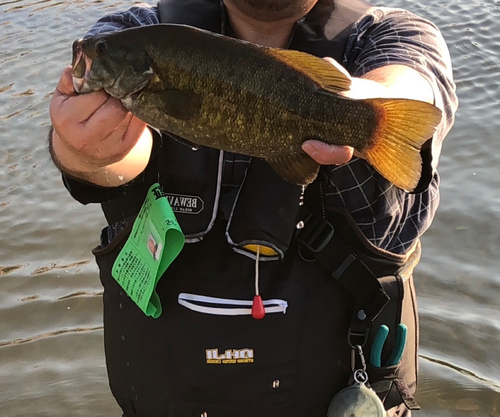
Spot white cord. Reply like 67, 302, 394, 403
255, 245, 260, 296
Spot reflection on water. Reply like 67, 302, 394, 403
0, 0, 499, 416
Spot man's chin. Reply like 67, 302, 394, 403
224, 0, 318, 23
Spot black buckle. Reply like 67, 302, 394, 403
296, 213, 334, 253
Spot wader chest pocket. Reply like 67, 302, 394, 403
164, 282, 306, 413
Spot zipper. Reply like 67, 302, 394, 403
178, 293, 288, 316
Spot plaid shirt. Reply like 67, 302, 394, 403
78, 4, 457, 254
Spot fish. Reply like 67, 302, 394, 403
71, 24, 442, 191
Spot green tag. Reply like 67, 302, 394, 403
112, 183, 185, 318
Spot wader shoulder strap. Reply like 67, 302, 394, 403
289, 0, 373, 62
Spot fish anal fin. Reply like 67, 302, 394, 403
150, 89, 202, 121
267, 153, 320, 186
362, 98, 442, 191
265, 49, 352, 94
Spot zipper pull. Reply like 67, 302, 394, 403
252, 295, 265, 320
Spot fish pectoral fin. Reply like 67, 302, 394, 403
266, 49, 351, 93
267, 153, 320, 186
150, 89, 202, 121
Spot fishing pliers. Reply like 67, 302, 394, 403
370, 323, 407, 367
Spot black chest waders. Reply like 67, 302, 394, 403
92, 0, 421, 415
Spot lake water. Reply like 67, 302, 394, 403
0, 0, 499, 416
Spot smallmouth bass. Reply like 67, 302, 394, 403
71, 24, 442, 191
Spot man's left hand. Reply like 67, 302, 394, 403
301, 141, 354, 165
302, 57, 393, 166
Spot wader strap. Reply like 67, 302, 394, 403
296, 212, 390, 343
290, 0, 374, 62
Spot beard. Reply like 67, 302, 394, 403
226, 0, 318, 22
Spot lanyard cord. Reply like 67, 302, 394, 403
252, 245, 265, 319
255, 245, 260, 295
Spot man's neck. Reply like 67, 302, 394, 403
224, 1, 311, 48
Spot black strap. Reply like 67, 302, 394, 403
297, 186, 390, 345
290, 0, 373, 62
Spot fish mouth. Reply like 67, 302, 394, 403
71, 39, 102, 94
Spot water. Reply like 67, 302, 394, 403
0, 0, 499, 415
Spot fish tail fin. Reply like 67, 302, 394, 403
362, 98, 442, 191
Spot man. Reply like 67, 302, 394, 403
49, 0, 457, 416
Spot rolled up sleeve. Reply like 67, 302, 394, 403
344, 8, 458, 192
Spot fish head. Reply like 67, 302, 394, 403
71, 32, 154, 100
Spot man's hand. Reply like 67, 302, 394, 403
301, 141, 354, 165
49, 66, 152, 186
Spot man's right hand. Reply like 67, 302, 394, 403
49, 66, 152, 187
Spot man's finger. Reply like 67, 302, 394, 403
84, 116, 148, 166
302, 140, 354, 165
51, 81, 115, 131
55, 66, 77, 96
81, 96, 133, 139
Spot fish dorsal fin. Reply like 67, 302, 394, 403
265, 48, 352, 93
266, 153, 320, 186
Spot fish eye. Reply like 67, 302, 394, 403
95, 40, 108, 56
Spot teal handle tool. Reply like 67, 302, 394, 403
387, 324, 407, 366
370, 323, 407, 367
370, 325, 389, 367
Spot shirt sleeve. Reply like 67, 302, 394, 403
61, 129, 162, 206
85, 3, 160, 36
343, 7, 458, 192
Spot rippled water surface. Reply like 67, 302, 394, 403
1, 0, 499, 416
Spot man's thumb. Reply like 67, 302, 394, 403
55, 66, 76, 96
